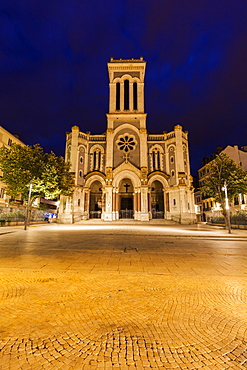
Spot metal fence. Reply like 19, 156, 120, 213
89, 211, 102, 219
152, 211, 164, 219
119, 210, 134, 219
210, 213, 247, 228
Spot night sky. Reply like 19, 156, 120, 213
1, 0, 247, 175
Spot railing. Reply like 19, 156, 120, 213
166, 133, 175, 139
210, 215, 247, 229
78, 133, 88, 140
90, 136, 106, 142
148, 136, 164, 141
89, 211, 102, 219
119, 210, 133, 219
152, 211, 164, 219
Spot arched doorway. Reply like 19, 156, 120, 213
89, 181, 103, 218
119, 178, 134, 219
151, 181, 164, 219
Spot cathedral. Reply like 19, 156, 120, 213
58, 57, 196, 223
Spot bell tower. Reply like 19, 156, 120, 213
107, 57, 146, 116
105, 57, 148, 169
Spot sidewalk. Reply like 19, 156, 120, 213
1, 220, 247, 239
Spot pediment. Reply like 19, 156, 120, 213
113, 161, 141, 177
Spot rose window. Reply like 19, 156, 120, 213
116, 134, 137, 152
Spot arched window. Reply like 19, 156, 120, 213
124, 80, 129, 110
133, 82, 137, 110
151, 149, 161, 171
116, 82, 120, 110
93, 149, 101, 171
93, 151, 97, 170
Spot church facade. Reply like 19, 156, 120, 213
58, 57, 196, 223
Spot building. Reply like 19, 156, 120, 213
0, 126, 25, 210
0, 126, 58, 219
196, 145, 247, 221
58, 57, 196, 224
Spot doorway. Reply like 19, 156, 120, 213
119, 178, 134, 219
151, 180, 164, 219
89, 181, 103, 218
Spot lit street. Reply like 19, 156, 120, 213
0, 222, 247, 369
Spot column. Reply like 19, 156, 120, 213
137, 191, 141, 212
140, 186, 149, 221
104, 187, 113, 221
129, 81, 133, 111
112, 191, 116, 212
120, 82, 124, 111
148, 192, 151, 212
134, 191, 137, 219
115, 191, 119, 219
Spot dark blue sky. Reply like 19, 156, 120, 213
0, 0, 247, 174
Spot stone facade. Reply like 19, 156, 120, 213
0, 126, 25, 209
196, 145, 247, 222
58, 57, 196, 223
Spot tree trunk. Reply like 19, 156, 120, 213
223, 209, 231, 234
27, 198, 35, 226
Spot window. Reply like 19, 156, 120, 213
116, 134, 136, 152
93, 149, 101, 171
173, 199, 176, 206
79, 170, 83, 177
151, 148, 161, 171
170, 156, 174, 163
124, 80, 129, 110
171, 170, 175, 177
8, 138, 12, 146
116, 82, 120, 110
78, 199, 81, 206
80, 156, 83, 163
133, 82, 137, 110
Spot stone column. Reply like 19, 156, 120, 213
138, 82, 144, 112
112, 191, 116, 212
140, 186, 149, 221
129, 81, 133, 111
83, 190, 90, 219
137, 191, 141, 212
104, 187, 113, 221
134, 191, 137, 219
115, 191, 119, 220
148, 191, 151, 212
120, 81, 124, 111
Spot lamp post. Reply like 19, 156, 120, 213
24, 182, 32, 230
222, 181, 231, 234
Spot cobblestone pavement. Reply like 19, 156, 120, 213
0, 222, 247, 369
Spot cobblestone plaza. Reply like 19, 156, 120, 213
0, 222, 247, 369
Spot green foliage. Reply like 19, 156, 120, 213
0, 144, 73, 203
231, 211, 247, 222
211, 211, 247, 225
0, 210, 25, 221
200, 153, 247, 211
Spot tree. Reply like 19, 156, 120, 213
200, 153, 247, 232
0, 144, 73, 226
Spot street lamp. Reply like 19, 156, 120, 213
222, 181, 231, 234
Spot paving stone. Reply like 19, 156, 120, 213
0, 223, 247, 369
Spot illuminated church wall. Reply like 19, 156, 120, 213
58, 57, 196, 224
